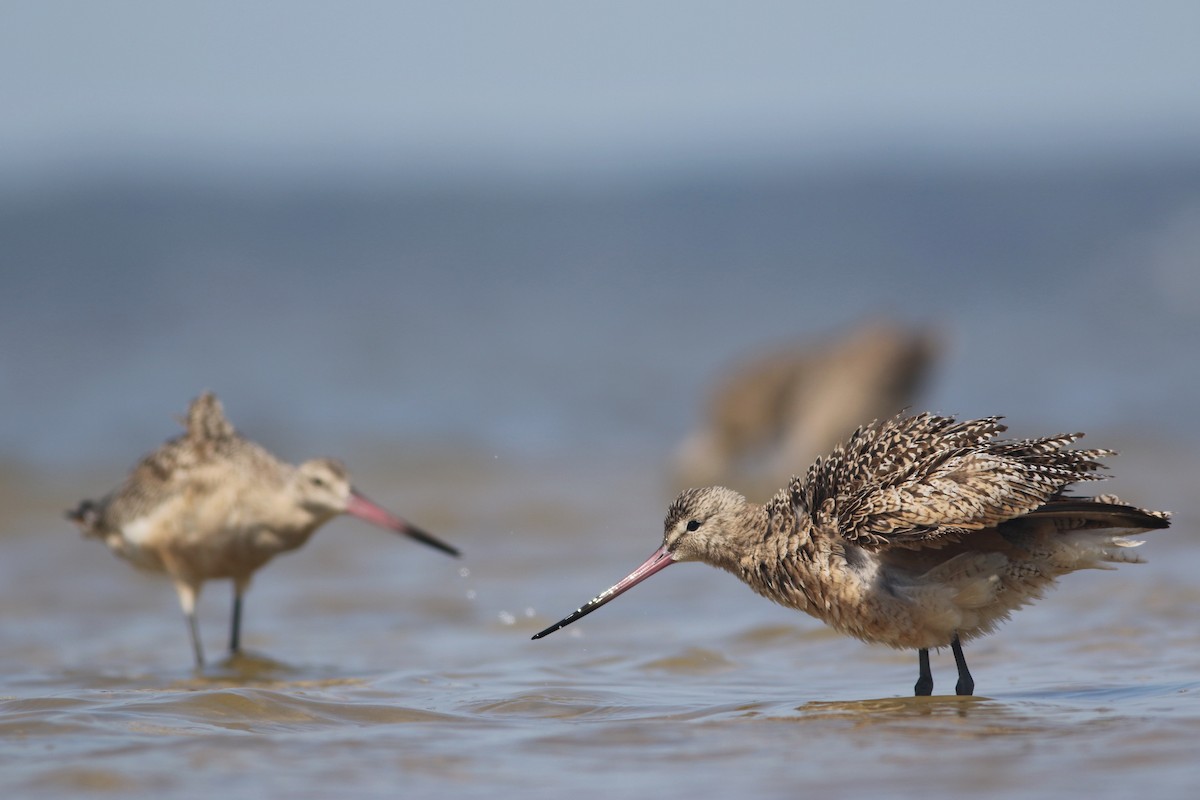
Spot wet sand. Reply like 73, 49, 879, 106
2, 447, 1197, 799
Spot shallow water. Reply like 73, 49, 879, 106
2, 449, 1196, 799
3, 160, 1199, 796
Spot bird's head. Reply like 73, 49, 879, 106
292, 458, 459, 557
293, 458, 354, 519
662, 485, 753, 567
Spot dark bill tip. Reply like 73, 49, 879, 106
345, 491, 460, 557
531, 545, 675, 640
405, 523, 461, 558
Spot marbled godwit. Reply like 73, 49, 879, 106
69, 392, 459, 666
674, 320, 938, 496
536, 413, 1169, 696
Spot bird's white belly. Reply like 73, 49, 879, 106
112, 501, 303, 580
111, 512, 171, 572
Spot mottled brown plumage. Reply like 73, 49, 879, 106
534, 413, 1170, 696
69, 392, 459, 666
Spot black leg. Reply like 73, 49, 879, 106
229, 590, 243, 654
173, 582, 204, 668
914, 648, 933, 696
186, 610, 205, 668
951, 634, 974, 696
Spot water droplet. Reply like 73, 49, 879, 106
458, 567, 470, 578
466, 590, 477, 600
498, 611, 516, 626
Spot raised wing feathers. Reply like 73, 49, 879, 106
793, 413, 1114, 550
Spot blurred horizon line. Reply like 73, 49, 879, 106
7, 128, 1200, 198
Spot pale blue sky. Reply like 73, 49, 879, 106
3, 1, 1199, 178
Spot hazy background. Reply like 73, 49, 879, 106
2, 0, 1198, 474
3, 6, 1200, 799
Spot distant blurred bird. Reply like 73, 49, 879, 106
69, 392, 459, 666
674, 319, 938, 496
538, 413, 1169, 696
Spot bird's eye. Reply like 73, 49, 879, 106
310, 476, 327, 488
686, 520, 700, 532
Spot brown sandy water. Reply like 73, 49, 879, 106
2, 448, 1197, 799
